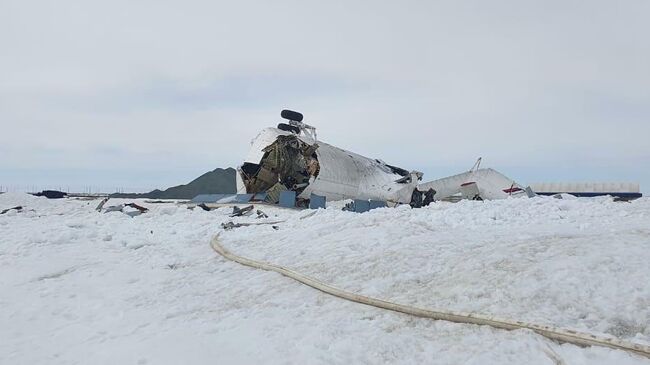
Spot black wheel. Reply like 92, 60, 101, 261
278, 123, 300, 134
281, 109, 303, 122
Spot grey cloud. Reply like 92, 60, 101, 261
1, 0, 649, 192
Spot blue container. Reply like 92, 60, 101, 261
369, 200, 387, 210
309, 193, 326, 209
354, 199, 370, 213
279, 191, 297, 208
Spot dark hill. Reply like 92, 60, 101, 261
111, 167, 237, 199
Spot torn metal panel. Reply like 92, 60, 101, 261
230, 205, 254, 217
240, 134, 316, 196
264, 183, 287, 204
95, 197, 109, 212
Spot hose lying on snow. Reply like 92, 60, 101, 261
210, 234, 650, 359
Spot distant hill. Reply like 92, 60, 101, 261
111, 167, 237, 200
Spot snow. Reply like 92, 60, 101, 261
1, 192, 649, 364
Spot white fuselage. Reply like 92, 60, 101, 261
238, 126, 527, 203
237, 128, 418, 203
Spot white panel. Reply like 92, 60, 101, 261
418, 168, 525, 200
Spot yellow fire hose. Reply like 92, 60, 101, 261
211, 234, 650, 359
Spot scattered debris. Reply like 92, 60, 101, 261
191, 194, 253, 204
221, 221, 240, 230
95, 197, 109, 212
1, 206, 23, 215
422, 188, 436, 206
101, 202, 149, 217
125, 203, 148, 213
230, 205, 255, 217
299, 211, 318, 220
342, 201, 354, 212
103, 204, 125, 213
296, 197, 310, 208
409, 189, 423, 208
410, 188, 436, 208
166, 263, 192, 270
525, 187, 537, 198
197, 203, 213, 211
221, 220, 285, 230
256, 209, 268, 219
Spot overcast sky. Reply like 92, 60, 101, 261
1, 0, 648, 193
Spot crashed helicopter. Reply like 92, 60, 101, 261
236, 110, 529, 206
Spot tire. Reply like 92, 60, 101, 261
281, 109, 303, 122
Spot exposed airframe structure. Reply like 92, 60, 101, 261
236, 110, 527, 205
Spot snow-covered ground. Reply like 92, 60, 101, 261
1, 192, 649, 364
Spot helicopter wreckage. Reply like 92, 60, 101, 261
235, 110, 532, 208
